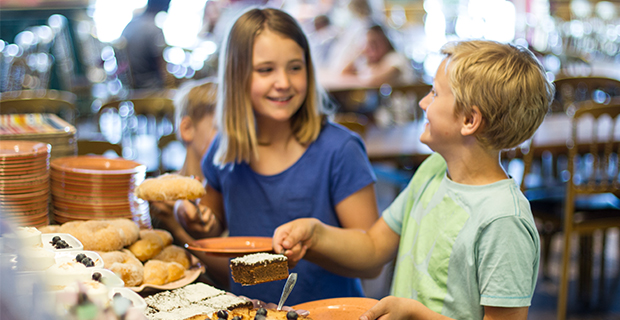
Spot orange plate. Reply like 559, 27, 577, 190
0, 141, 50, 159
292, 297, 378, 320
51, 155, 146, 175
185, 236, 273, 257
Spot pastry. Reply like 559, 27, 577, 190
58, 220, 126, 252
100, 249, 144, 287
153, 245, 192, 269
128, 230, 165, 262
143, 260, 185, 285
230, 253, 288, 285
135, 173, 206, 201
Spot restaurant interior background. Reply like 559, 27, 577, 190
1, 0, 620, 319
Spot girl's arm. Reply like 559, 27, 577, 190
334, 183, 378, 231
273, 216, 400, 278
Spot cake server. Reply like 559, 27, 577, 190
277, 273, 298, 310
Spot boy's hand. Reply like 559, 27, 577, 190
174, 200, 218, 239
272, 218, 321, 267
359, 296, 436, 320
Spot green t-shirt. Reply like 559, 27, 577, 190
382, 153, 540, 319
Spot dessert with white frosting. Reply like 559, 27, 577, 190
46, 261, 92, 287
4, 227, 42, 250
230, 253, 288, 285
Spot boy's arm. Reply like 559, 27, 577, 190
273, 216, 400, 278
175, 185, 226, 238
359, 297, 529, 320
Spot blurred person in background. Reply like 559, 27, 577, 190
341, 24, 416, 87
147, 79, 227, 287
306, 14, 339, 69
121, 0, 171, 90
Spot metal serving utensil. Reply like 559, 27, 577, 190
277, 273, 298, 311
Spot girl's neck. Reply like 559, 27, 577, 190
256, 119, 295, 147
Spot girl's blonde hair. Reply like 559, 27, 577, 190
214, 7, 325, 165
441, 40, 554, 150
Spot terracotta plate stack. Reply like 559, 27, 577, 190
0, 141, 51, 227
50, 155, 151, 227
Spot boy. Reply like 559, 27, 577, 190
273, 40, 554, 319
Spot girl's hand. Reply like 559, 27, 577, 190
272, 218, 321, 268
174, 200, 218, 239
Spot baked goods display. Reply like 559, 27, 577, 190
54, 219, 140, 251
134, 173, 206, 201
41, 218, 199, 288
230, 253, 289, 285
144, 283, 252, 320
206, 307, 311, 320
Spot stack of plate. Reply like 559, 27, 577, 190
50, 155, 151, 227
0, 114, 77, 160
0, 141, 51, 227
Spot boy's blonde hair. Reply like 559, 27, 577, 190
174, 80, 217, 143
215, 7, 325, 165
441, 40, 554, 150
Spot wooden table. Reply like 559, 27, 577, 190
363, 112, 573, 166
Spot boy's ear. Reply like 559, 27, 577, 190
179, 116, 195, 143
461, 105, 483, 136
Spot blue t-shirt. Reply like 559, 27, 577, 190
202, 122, 377, 305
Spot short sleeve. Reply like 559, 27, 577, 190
201, 135, 222, 192
381, 181, 412, 235
477, 216, 540, 307
330, 137, 376, 205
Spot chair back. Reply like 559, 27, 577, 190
77, 140, 122, 157
0, 90, 77, 124
566, 98, 620, 198
553, 77, 620, 113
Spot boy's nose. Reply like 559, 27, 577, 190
419, 92, 431, 110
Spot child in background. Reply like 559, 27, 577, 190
175, 7, 380, 305
274, 40, 554, 320
342, 24, 416, 87
148, 80, 227, 286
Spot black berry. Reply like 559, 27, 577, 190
51, 236, 61, 245
256, 308, 267, 316
81, 257, 94, 267
217, 310, 228, 319
286, 311, 298, 320
76, 253, 87, 262
92, 272, 102, 282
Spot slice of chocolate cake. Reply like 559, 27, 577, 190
230, 253, 289, 285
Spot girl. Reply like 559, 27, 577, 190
176, 7, 380, 305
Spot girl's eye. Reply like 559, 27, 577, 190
430, 89, 437, 97
290, 64, 304, 72
257, 67, 272, 73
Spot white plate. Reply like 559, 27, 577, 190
55, 250, 104, 269
42, 233, 84, 251
109, 287, 147, 314
92, 268, 124, 288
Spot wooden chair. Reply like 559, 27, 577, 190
552, 77, 620, 113
517, 139, 567, 282
0, 89, 78, 124
557, 98, 620, 320
77, 140, 122, 157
